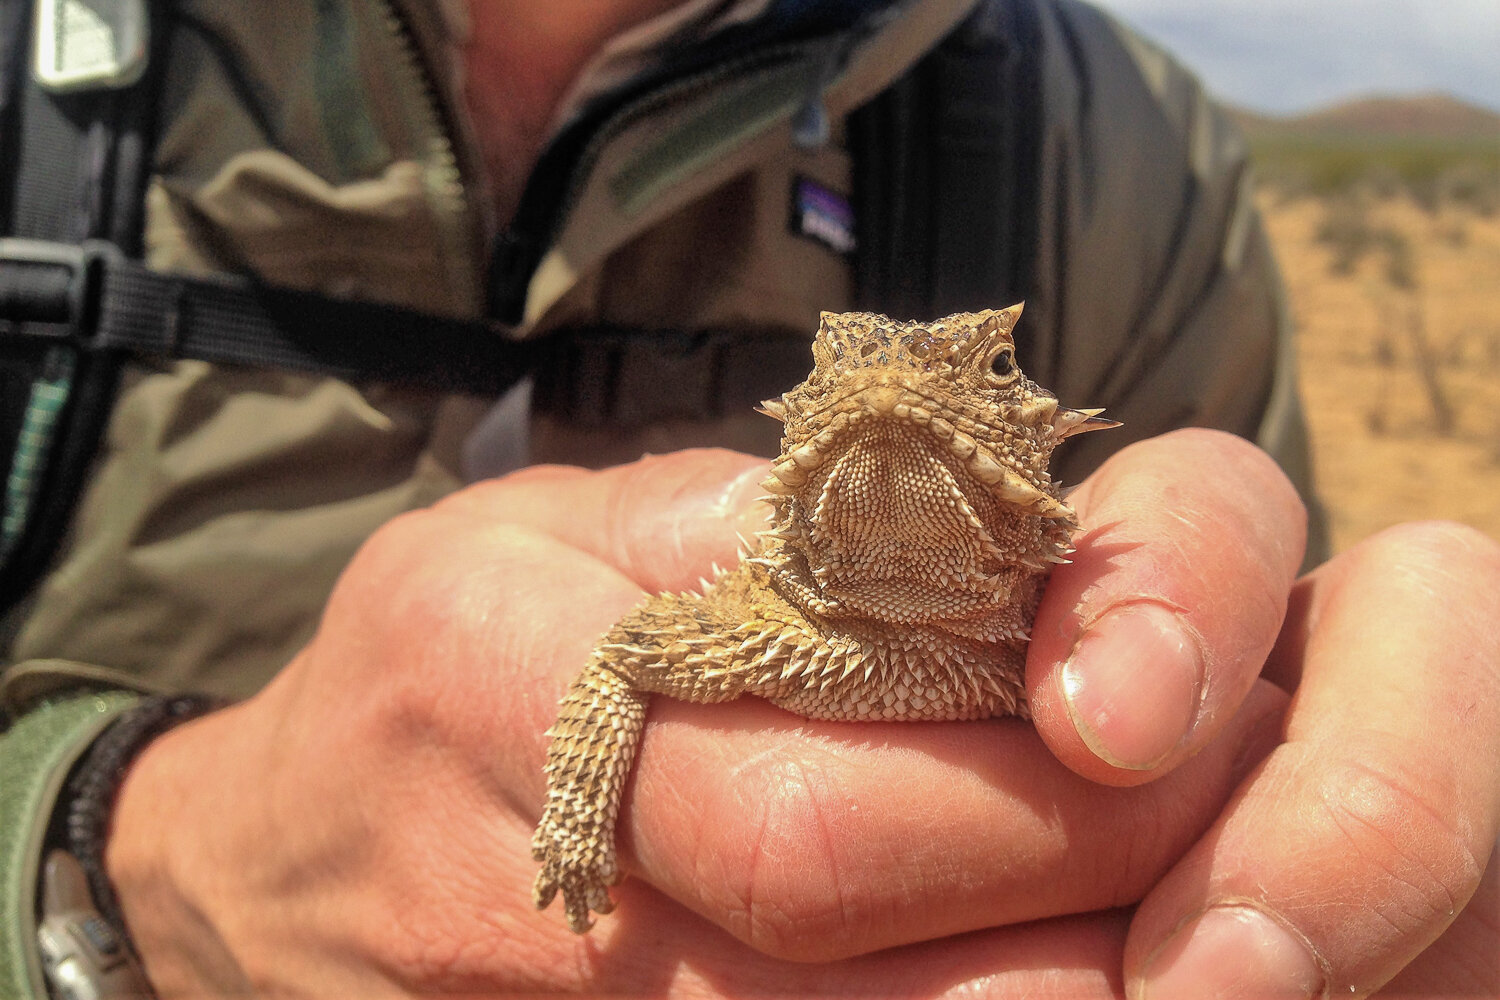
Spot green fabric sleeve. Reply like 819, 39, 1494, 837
0, 689, 142, 998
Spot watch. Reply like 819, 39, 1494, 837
36, 851, 153, 1000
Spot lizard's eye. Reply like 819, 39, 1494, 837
990, 348, 1016, 378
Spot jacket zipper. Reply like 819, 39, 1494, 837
375, 0, 479, 311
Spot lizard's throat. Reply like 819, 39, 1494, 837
780, 419, 1038, 626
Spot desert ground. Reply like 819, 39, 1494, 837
1260, 192, 1500, 554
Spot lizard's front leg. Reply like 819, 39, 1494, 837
533, 587, 756, 931
532, 654, 649, 932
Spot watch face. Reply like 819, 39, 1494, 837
37, 850, 152, 997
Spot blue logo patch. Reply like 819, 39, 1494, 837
790, 176, 855, 255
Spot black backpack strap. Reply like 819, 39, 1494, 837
0, 229, 537, 606
0, 240, 535, 394
529, 324, 814, 429
849, 0, 1043, 349
0, 0, 178, 606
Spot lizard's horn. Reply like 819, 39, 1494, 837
1051, 407, 1120, 439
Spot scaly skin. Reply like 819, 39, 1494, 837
532, 306, 1116, 932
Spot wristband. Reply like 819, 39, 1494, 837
58, 695, 221, 954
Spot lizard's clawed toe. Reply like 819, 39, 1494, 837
534, 857, 616, 934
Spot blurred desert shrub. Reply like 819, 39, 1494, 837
1312, 196, 1416, 286
1249, 137, 1499, 213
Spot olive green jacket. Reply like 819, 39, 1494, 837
1, 0, 1317, 992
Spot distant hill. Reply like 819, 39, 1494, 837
1223, 93, 1499, 200
1227, 93, 1500, 144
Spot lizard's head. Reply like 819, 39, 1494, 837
754, 307, 1116, 635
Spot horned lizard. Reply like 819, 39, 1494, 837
532, 305, 1115, 932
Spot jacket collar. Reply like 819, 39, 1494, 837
393, 0, 980, 328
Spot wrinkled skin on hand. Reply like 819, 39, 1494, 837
106, 435, 1500, 997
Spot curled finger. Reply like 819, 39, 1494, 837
1124, 521, 1500, 997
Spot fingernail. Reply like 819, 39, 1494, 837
1061, 603, 1202, 769
1140, 904, 1324, 1000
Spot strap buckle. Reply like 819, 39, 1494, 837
32, 0, 150, 93
0, 238, 122, 348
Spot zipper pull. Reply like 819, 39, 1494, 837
790, 4, 903, 151
792, 94, 831, 150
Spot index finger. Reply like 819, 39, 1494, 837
440, 448, 769, 594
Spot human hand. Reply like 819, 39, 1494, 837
101, 434, 1497, 995
1025, 430, 1500, 997
100, 440, 1270, 995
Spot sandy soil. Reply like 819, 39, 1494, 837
1260, 193, 1500, 553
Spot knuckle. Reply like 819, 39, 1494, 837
1313, 750, 1487, 929
340, 513, 457, 628
1359, 520, 1500, 576
1096, 429, 1306, 579
1169, 429, 1306, 563
337, 506, 507, 623
339, 507, 432, 583
1349, 521, 1500, 678
334, 513, 544, 702
709, 753, 874, 961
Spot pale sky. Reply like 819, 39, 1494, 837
1087, 0, 1500, 115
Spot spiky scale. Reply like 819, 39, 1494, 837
757, 397, 789, 421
